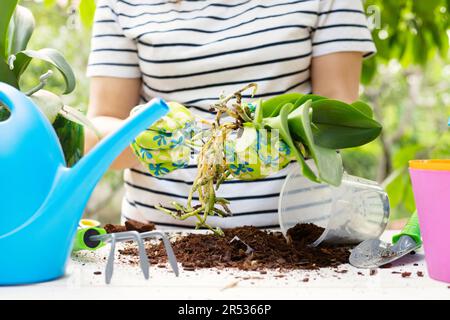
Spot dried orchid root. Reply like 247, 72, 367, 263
156, 83, 258, 236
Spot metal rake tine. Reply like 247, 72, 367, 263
105, 234, 116, 284
129, 231, 150, 280
141, 231, 179, 276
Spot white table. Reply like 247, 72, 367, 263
1, 231, 449, 300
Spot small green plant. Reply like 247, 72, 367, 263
0, 1, 98, 166
157, 84, 382, 235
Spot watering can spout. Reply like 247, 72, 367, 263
67, 99, 169, 194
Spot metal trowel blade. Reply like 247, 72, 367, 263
349, 235, 420, 268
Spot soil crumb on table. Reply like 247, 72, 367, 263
401, 271, 412, 278
116, 224, 351, 271
104, 220, 155, 234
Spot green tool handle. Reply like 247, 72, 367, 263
73, 227, 107, 251
392, 211, 422, 245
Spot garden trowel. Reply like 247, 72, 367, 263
349, 211, 422, 268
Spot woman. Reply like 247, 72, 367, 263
85, 0, 375, 229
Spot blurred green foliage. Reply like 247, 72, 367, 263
18, 0, 450, 221
362, 0, 449, 83
343, 60, 450, 219
349, 0, 450, 219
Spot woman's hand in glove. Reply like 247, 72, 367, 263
130, 102, 194, 176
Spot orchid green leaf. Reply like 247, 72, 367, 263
0, 59, 18, 87
7, 5, 35, 55
290, 100, 343, 186
292, 94, 326, 110
261, 93, 304, 117
13, 48, 76, 94
0, 0, 18, 59
262, 103, 318, 182
253, 98, 264, 126
351, 100, 374, 118
311, 99, 382, 149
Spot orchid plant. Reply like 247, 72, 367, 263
0, 0, 98, 166
150, 84, 382, 234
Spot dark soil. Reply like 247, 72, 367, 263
380, 263, 393, 269
401, 271, 412, 278
286, 223, 324, 246
116, 223, 352, 271
104, 220, 155, 234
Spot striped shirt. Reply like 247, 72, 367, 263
87, 0, 376, 230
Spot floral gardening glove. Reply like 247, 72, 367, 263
130, 102, 194, 176
225, 126, 293, 180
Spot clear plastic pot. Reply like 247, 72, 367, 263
278, 164, 389, 246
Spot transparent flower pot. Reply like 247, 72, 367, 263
278, 163, 390, 246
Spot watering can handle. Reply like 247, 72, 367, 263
0, 84, 59, 150
0, 83, 20, 113
0, 83, 37, 124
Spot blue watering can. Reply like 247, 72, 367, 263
0, 83, 168, 285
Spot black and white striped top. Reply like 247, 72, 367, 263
87, 0, 376, 230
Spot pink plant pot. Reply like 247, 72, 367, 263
410, 165, 450, 283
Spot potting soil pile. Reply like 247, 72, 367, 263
107, 223, 351, 271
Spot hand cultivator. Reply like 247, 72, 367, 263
74, 228, 179, 284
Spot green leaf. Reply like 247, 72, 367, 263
310, 99, 382, 149
253, 98, 264, 125
7, 5, 35, 55
288, 100, 343, 186
292, 94, 327, 110
52, 115, 84, 167
0, 0, 18, 59
13, 48, 76, 94
79, 0, 97, 28
0, 59, 19, 87
312, 124, 381, 150
260, 93, 304, 117
262, 103, 319, 183
351, 101, 373, 118
29, 89, 63, 124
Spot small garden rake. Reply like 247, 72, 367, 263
74, 228, 179, 284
